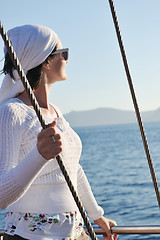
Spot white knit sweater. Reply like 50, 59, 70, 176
0, 98, 104, 221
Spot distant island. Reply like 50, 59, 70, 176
63, 107, 160, 127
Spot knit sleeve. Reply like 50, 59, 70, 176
77, 164, 104, 220
0, 104, 47, 209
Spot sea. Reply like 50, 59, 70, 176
1, 122, 160, 240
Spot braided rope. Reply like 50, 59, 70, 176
108, 0, 160, 208
0, 21, 97, 240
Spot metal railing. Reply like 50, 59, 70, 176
1, 226, 160, 239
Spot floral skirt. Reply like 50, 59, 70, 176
5, 211, 84, 240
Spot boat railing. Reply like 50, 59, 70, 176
1, 226, 160, 239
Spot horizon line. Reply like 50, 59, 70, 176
64, 106, 160, 115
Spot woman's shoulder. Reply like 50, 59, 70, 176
0, 98, 36, 123
0, 98, 20, 113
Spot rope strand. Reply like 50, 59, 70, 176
0, 21, 97, 240
108, 0, 160, 208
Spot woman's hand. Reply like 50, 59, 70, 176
37, 121, 62, 160
94, 216, 118, 240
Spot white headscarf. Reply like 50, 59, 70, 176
0, 24, 58, 105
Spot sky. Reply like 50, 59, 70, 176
0, 0, 160, 114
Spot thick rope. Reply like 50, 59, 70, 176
108, 0, 160, 208
0, 21, 98, 240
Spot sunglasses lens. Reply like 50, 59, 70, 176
62, 51, 68, 61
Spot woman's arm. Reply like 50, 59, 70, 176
77, 164, 118, 240
77, 164, 104, 220
0, 105, 62, 209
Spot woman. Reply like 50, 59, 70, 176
0, 24, 118, 240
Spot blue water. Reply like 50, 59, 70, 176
75, 122, 160, 239
1, 122, 160, 239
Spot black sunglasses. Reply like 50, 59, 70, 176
50, 48, 69, 61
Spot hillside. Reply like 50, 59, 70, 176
64, 107, 160, 127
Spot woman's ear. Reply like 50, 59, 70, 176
42, 60, 50, 71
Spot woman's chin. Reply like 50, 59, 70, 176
61, 74, 67, 81
54, 74, 67, 83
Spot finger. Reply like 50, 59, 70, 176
103, 235, 110, 240
108, 234, 113, 240
51, 134, 61, 142
110, 235, 113, 240
54, 141, 62, 148
38, 127, 56, 141
53, 147, 63, 157
47, 120, 57, 128
114, 234, 118, 240
43, 126, 56, 138
44, 121, 57, 136
103, 233, 112, 240
110, 221, 117, 227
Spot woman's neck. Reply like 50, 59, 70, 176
34, 83, 50, 109
17, 83, 57, 119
